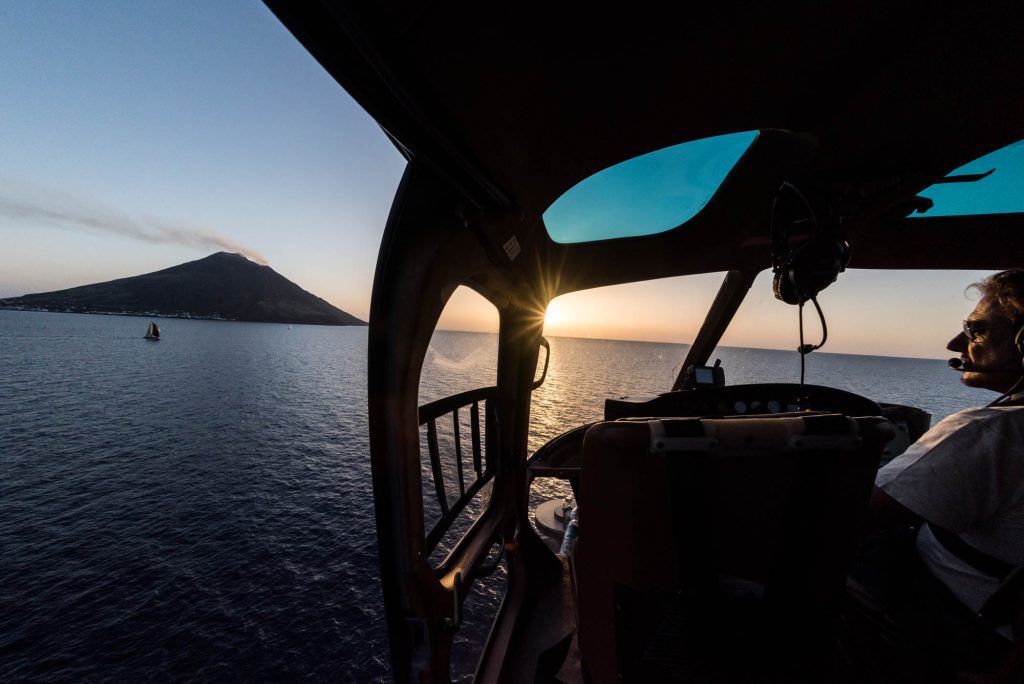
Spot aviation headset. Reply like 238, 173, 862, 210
770, 182, 850, 306
983, 270, 1024, 361
949, 271, 1024, 406
769, 181, 852, 386
994, 321, 1024, 405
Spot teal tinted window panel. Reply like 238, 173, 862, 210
543, 130, 758, 244
917, 139, 1024, 217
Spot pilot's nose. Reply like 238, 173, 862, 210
947, 332, 968, 353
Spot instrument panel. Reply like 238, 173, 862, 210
604, 383, 882, 421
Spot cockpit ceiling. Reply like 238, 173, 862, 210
269, 2, 1023, 208
267, 1, 1024, 282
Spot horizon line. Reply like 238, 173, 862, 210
433, 327, 948, 363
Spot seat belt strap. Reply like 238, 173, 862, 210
930, 524, 1016, 581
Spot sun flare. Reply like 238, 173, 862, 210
544, 300, 563, 328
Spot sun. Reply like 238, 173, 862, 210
544, 299, 563, 328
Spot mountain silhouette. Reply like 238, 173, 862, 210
0, 252, 365, 326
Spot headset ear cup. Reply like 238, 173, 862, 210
772, 270, 785, 302
777, 236, 849, 305
773, 265, 801, 305
770, 183, 849, 305
1015, 323, 1024, 358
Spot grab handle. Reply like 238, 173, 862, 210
532, 336, 551, 390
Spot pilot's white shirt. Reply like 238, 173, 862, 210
876, 405, 1024, 628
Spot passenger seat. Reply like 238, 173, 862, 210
572, 414, 893, 682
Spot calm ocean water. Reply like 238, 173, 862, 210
0, 310, 994, 681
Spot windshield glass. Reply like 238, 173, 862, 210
712, 269, 999, 420
523, 267, 1004, 455
529, 272, 725, 451
419, 286, 499, 404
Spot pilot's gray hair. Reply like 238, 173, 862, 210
972, 270, 1024, 321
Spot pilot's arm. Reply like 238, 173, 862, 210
863, 486, 920, 533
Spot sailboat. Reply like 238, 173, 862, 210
144, 321, 160, 340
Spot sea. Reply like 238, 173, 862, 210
0, 309, 995, 682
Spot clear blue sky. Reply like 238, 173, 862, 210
0, 1, 1009, 358
0, 0, 406, 319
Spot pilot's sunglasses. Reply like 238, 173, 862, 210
963, 320, 992, 341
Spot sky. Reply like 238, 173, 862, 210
0, 1, 405, 319
0, 1, 1009, 359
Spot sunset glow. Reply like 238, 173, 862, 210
544, 299, 564, 328
432, 268, 994, 360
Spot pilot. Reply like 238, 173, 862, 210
856, 270, 1024, 682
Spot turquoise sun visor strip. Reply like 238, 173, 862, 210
543, 130, 758, 244
915, 139, 1024, 217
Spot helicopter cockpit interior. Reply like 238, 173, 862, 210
265, 2, 1024, 680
